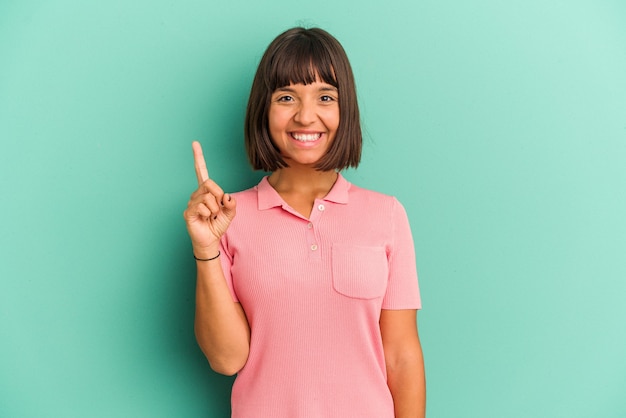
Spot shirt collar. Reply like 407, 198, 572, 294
257, 173, 350, 210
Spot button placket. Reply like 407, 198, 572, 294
305, 201, 325, 259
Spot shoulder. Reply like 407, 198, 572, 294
347, 182, 404, 211
229, 184, 259, 210
345, 181, 413, 231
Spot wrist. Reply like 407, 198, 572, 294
194, 251, 220, 262
192, 244, 220, 260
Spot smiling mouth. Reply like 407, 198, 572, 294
291, 133, 322, 142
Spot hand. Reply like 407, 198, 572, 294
183, 141, 237, 257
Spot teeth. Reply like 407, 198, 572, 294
292, 133, 321, 142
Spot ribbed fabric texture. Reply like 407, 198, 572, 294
219, 174, 421, 418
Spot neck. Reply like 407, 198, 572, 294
268, 167, 338, 199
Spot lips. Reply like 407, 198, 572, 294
291, 132, 322, 142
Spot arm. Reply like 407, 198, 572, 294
184, 141, 250, 375
380, 309, 426, 418
193, 253, 250, 376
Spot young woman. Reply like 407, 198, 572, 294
184, 27, 425, 418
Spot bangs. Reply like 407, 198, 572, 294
266, 36, 338, 90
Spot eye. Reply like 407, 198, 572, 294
276, 95, 294, 102
320, 95, 337, 102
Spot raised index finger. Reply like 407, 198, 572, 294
192, 141, 209, 185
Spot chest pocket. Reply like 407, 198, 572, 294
331, 244, 388, 299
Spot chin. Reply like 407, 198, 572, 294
284, 155, 325, 168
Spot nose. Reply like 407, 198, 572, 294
294, 100, 315, 125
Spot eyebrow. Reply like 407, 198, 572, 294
274, 85, 338, 93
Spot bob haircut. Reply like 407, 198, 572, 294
245, 27, 362, 172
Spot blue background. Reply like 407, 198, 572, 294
1, 1, 625, 416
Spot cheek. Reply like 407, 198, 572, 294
268, 108, 288, 132
268, 112, 287, 146
326, 105, 340, 124
325, 109, 340, 132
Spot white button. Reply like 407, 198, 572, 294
307, 222, 313, 229
310, 244, 318, 251
318, 204, 325, 211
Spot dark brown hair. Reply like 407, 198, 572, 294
245, 27, 362, 171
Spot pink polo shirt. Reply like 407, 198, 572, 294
219, 174, 421, 418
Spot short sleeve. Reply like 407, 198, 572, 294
219, 233, 239, 303
381, 198, 422, 310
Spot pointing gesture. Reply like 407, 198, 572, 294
184, 141, 237, 258
193, 141, 210, 185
